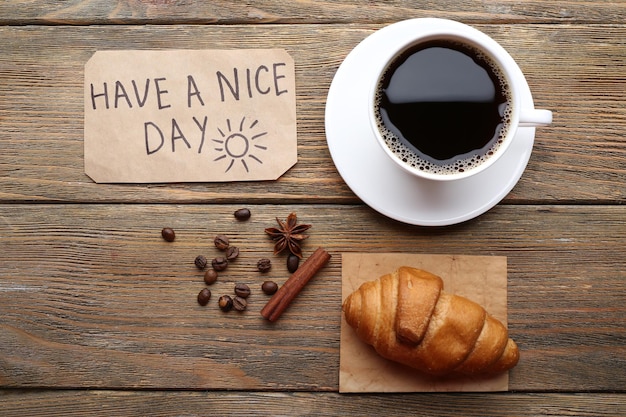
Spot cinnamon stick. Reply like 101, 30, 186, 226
260, 247, 331, 322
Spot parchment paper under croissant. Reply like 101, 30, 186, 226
343, 266, 519, 376
340, 253, 513, 392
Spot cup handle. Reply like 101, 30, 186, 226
519, 108, 553, 127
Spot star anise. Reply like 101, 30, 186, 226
264, 212, 311, 259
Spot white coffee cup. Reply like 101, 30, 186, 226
369, 18, 552, 181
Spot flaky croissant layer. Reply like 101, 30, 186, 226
342, 267, 519, 376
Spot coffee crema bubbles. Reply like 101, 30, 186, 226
375, 40, 513, 175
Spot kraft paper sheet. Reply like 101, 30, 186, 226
84, 49, 296, 183
340, 253, 510, 393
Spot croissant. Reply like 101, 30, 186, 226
342, 267, 519, 376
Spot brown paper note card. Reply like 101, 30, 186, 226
340, 253, 509, 393
84, 49, 296, 183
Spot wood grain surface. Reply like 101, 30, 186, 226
1, 0, 625, 24
1, 1, 624, 415
0, 204, 624, 392
0, 24, 624, 203
0, 391, 624, 417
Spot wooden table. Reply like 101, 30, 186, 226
1, 2, 624, 415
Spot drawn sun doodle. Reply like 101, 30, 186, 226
213, 117, 268, 173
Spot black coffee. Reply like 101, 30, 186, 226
376, 40, 511, 174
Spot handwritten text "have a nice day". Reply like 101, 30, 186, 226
88, 62, 289, 155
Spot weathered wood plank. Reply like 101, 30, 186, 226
0, 391, 624, 417
1, 0, 625, 25
0, 24, 624, 204
0, 204, 624, 391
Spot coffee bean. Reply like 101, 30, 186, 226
204, 269, 218, 285
287, 253, 300, 273
194, 255, 208, 270
161, 227, 176, 242
233, 296, 247, 311
226, 246, 239, 261
257, 258, 271, 273
197, 288, 211, 306
214, 235, 230, 251
234, 208, 251, 221
234, 283, 251, 298
212, 257, 228, 272
261, 280, 278, 295
218, 295, 233, 312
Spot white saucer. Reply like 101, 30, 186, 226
325, 20, 537, 226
